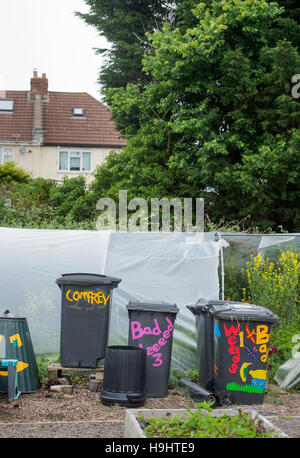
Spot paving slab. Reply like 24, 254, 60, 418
264, 415, 300, 438
0, 420, 124, 438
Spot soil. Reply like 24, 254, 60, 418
0, 377, 299, 438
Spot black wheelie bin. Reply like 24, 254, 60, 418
56, 273, 121, 368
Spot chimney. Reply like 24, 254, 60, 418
30, 70, 48, 143
30, 70, 48, 99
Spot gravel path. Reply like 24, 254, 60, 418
0, 420, 124, 438
263, 416, 300, 439
0, 380, 298, 438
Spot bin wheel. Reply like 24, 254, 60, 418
220, 395, 231, 407
205, 394, 218, 407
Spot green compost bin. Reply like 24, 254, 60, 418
0, 311, 40, 393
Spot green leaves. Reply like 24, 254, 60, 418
0, 161, 30, 183
76, 1, 174, 92
79, 0, 300, 232
141, 401, 279, 438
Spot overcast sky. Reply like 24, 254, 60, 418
0, 0, 108, 100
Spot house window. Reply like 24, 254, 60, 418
72, 107, 84, 117
0, 147, 14, 164
0, 100, 14, 112
59, 150, 91, 172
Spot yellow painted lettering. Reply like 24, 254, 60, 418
97, 292, 104, 304
261, 353, 268, 363
239, 331, 244, 348
84, 292, 89, 303
73, 291, 80, 301
256, 325, 270, 344
103, 293, 110, 305
93, 292, 100, 304
259, 344, 268, 354
66, 289, 73, 302
66, 290, 110, 305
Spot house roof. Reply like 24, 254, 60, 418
0, 91, 34, 143
43, 92, 127, 147
0, 86, 127, 147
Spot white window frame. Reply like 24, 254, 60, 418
0, 100, 14, 112
0, 147, 14, 164
72, 107, 85, 117
58, 150, 92, 173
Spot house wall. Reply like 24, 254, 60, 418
0, 143, 121, 184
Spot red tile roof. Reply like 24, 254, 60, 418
0, 91, 34, 143
43, 92, 126, 146
0, 90, 127, 147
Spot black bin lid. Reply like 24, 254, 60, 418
56, 273, 121, 288
186, 298, 238, 314
0, 310, 25, 320
187, 299, 279, 323
127, 301, 179, 314
210, 302, 280, 323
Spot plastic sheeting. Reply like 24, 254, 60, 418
0, 228, 225, 371
274, 356, 300, 389
0, 228, 111, 355
221, 233, 300, 266
1, 227, 298, 372
105, 232, 228, 371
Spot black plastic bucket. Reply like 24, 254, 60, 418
100, 346, 146, 407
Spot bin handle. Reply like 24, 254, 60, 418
61, 273, 107, 278
126, 394, 145, 402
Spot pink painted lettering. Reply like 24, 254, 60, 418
131, 319, 162, 340
152, 353, 163, 367
166, 317, 174, 332
131, 321, 144, 340
132, 316, 174, 368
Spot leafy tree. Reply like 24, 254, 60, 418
49, 176, 91, 222
76, 0, 173, 92
90, 0, 300, 231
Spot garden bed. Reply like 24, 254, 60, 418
125, 406, 288, 438
0, 378, 299, 438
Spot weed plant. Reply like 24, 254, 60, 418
140, 401, 281, 438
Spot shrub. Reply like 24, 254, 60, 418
240, 249, 300, 384
0, 161, 30, 183
268, 320, 300, 381
49, 176, 87, 221
243, 250, 300, 324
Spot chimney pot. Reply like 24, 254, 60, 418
30, 71, 48, 98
